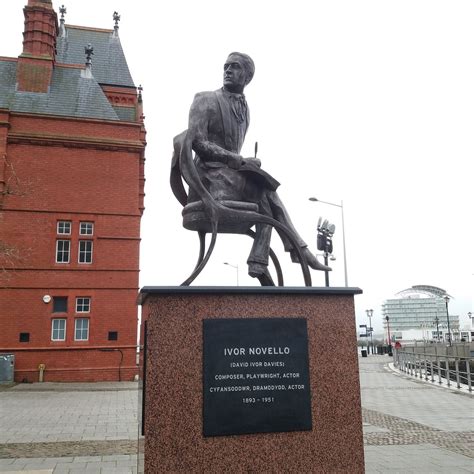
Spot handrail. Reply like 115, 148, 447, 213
393, 349, 473, 392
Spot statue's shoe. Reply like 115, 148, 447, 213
248, 263, 275, 286
290, 248, 332, 272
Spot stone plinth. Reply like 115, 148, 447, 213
139, 286, 364, 473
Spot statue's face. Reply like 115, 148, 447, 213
223, 57, 247, 93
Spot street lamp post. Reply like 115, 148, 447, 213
443, 296, 452, 346
366, 309, 374, 354
385, 315, 391, 346
223, 262, 239, 286
433, 316, 440, 342
309, 197, 348, 286
469, 312, 473, 342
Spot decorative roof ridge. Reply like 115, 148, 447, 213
65, 24, 114, 34
0, 56, 18, 63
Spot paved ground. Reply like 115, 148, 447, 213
0, 358, 472, 472
360, 356, 473, 473
0, 383, 140, 473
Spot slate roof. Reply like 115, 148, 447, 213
0, 60, 120, 121
0, 23, 138, 121
56, 26, 135, 88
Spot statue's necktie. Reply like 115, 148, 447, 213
230, 95, 247, 123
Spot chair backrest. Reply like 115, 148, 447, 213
170, 130, 188, 207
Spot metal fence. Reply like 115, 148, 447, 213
394, 348, 473, 392
397, 342, 472, 358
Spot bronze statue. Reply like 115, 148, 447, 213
172, 52, 330, 286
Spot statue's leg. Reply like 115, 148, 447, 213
248, 223, 272, 265
267, 190, 331, 272
247, 228, 275, 286
267, 190, 306, 251
246, 229, 283, 286
224, 205, 312, 286
246, 195, 274, 285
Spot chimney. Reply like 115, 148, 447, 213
17, 0, 59, 93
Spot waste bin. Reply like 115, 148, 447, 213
361, 349, 367, 357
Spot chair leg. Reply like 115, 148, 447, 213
269, 248, 284, 286
288, 244, 312, 287
181, 225, 218, 286
263, 217, 312, 286
249, 214, 311, 286
195, 231, 206, 270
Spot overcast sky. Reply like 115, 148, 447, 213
3, 1, 473, 333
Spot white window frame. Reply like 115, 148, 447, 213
78, 240, 93, 264
74, 318, 89, 341
79, 222, 94, 236
56, 240, 71, 263
76, 297, 91, 313
57, 221, 71, 235
51, 319, 66, 341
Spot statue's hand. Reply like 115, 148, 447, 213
227, 155, 244, 169
243, 157, 261, 168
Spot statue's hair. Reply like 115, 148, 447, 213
227, 52, 255, 84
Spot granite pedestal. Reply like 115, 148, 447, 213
139, 286, 364, 473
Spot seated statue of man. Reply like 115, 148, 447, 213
185, 52, 330, 285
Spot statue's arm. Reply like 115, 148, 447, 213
189, 93, 243, 169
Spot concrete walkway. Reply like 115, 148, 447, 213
0, 383, 140, 473
361, 356, 473, 473
0, 359, 472, 472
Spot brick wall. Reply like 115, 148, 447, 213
0, 107, 145, 382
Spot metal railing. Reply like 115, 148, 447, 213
398, 341, 472, 358
394, 348, 473, 392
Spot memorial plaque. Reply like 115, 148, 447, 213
203, 318, 312, 437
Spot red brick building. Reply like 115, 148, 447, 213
0, 0, 146, 382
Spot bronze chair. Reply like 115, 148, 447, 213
170, 130, 312, 287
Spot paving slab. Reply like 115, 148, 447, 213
360, 356, 473, 472
0, 358, 472, 472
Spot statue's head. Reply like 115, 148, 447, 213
223, 52, 255, 93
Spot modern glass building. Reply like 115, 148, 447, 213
382, 285, 460, 343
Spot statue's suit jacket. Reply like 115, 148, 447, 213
191, 89, 279, 193
171, 88, 300, 266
